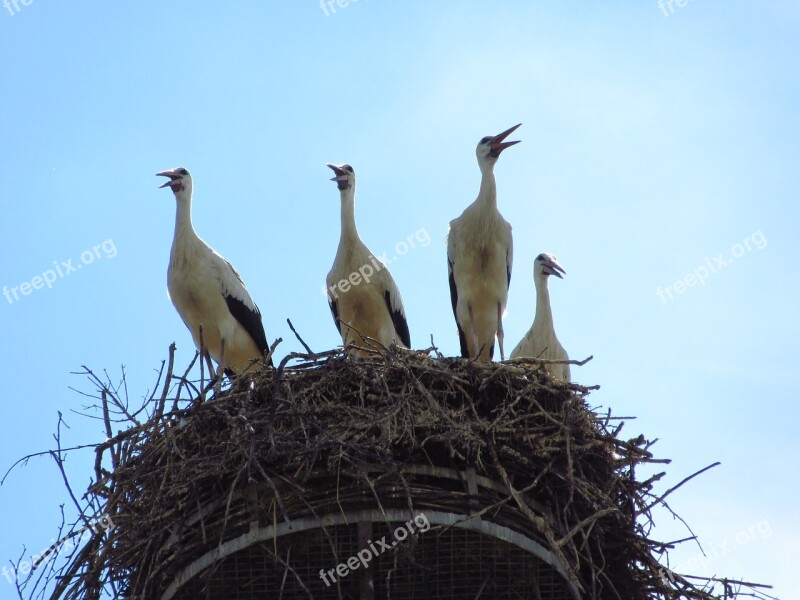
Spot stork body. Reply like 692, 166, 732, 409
510, 253, 570, 381
447, 124, 520, 361
326, 164, 410, 354
158, 168, 272, 375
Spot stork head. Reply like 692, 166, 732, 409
157, 167, 192, 195
534, 253, 566, 282
327, 163, 355, 191
476, 123, 521, 163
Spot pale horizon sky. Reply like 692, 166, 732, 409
1, 2, 798, 598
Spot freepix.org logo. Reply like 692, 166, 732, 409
3, 239, 118, 305
656, 230, 766, 304
2, 514, 115, 585
4, 0, 33, 17
319, 513, 430, 587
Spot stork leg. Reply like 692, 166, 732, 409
497, 303, 505, 361
197, 324, 216, 402
468, 304, 479, 360
213, 339, 226, 396
203, 351, 215, 381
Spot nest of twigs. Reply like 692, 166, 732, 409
16, 339, 773, 600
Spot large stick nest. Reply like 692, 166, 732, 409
22, 344, 773, 599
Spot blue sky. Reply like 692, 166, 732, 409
0, 1, 797, 597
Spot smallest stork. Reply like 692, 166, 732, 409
510, 253, 570, 381
158, 167, 273, 377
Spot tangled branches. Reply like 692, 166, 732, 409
7, 339, 774, 600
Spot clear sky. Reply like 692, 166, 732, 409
1, 1, 797, 598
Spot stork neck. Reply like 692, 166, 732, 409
477, 166, 498, 208
173, 189, 196, 242
534, 277, 554, 330
339, 188, 359, 241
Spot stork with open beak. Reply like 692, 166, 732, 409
157, 167, 273, 376
325, 163, 411, 354
447, 123, 520, 361
510, 253, 570, 381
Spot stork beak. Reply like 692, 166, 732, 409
326, 163, 347, 181
156, 170, 180, 188
326, 163, 351, 191
542, 256, 566, 279
489, 123, 522, 157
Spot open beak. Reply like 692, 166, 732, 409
542, 256, 566, 279
326, 163, 347, 181
326, 163, 350, 190
156, 169, 180, 189
489, 123, 522, 157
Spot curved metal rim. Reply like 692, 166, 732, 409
160, 508, 582, 600
160, 464, 558, 553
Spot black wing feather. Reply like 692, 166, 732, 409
448, 258, 469, 359
384, 290, 411, 348
224, 295, 274, 367
328, 299, 342, 336
506, 250, 512, 289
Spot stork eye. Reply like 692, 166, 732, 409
536, 253, 546, 261
177, 168, 188, 176
479, 136, 492, 144
344, 165, 354, 173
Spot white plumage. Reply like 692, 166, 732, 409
325, 164, 410, 354
158, 167, 272, 375
447, 124, 520, 361
510, 253, 570, 381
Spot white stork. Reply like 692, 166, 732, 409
510, 253, 570, 381
447, 123, 520, 361
325, 163, 411, 354
157, 167, 273, 376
